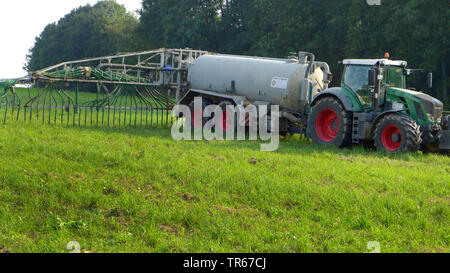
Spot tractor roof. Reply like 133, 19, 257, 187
343, 59, 407, 67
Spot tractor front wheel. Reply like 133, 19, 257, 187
308, 97, 352, 147
374, 114, 422, 153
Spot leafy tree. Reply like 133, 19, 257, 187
137, 0, 222, 51
25, 0, 138, 71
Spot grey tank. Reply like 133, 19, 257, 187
187, 54, 328, 113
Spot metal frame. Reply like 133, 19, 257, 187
29, 48, 210, 102
0, 49, 212, 128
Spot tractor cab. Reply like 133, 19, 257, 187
341, 57, 408, 109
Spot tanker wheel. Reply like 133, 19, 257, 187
188, 98, 212, 129
374, 114, 422, 153
308, 97, 352, 147
215, 101, 237, 134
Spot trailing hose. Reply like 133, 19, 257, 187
42, 67, 151, 83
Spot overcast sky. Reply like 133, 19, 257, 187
0, 0, 142, 79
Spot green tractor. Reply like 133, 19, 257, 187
308, 54, 449, 153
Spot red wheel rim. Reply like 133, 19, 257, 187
219, 110, 232, 132
316, 108, 339, 142
381, 125, 402, 151
191, 109, 203, 129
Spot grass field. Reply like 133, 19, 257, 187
0, 115, 448, 253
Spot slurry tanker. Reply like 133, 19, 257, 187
1, 49, 448, 153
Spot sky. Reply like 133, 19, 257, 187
0, 0, 143, 79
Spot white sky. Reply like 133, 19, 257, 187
0, 0, 142, 79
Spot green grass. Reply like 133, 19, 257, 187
0, 120, 448, 253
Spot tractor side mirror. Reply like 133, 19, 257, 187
427, 72, 433, 89
368, 69, 376, 86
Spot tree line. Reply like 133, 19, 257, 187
26, 0, 448, 105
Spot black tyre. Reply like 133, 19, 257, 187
308, 97, 352, 147
188, 98, 212, 129
374, 114, 422, 153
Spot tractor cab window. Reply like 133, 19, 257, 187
384, 67, 405, 88
343, 65, 371, 107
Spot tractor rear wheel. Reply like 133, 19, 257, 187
374, 114, 422, 153
188, 98, 212, 129
308, 97, 352, 147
